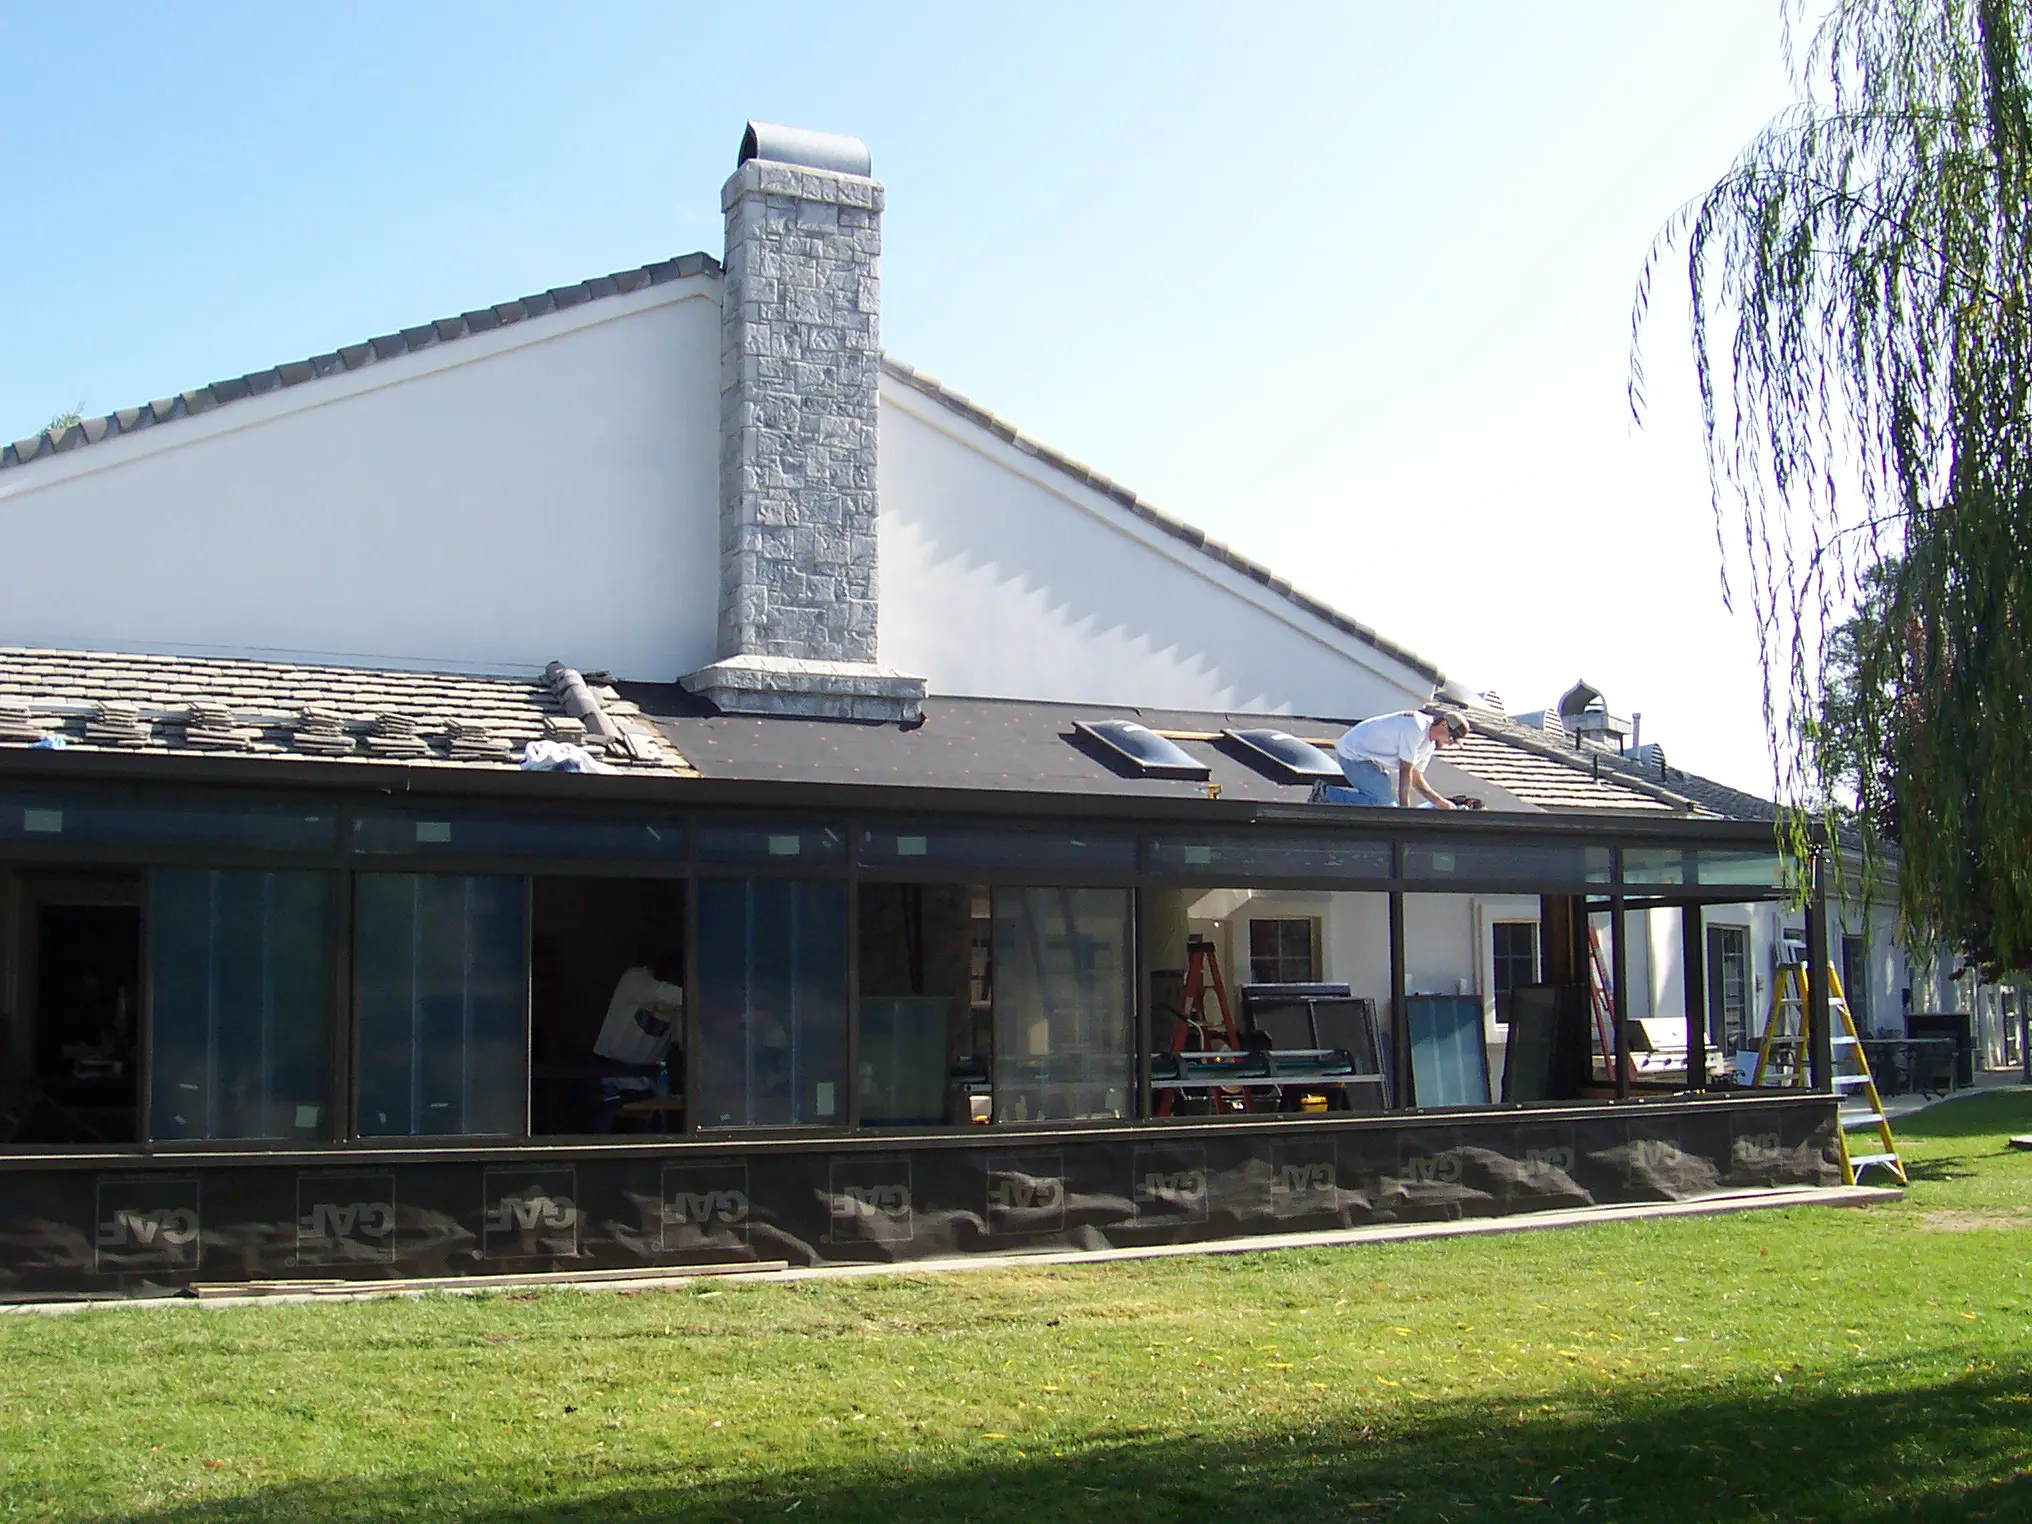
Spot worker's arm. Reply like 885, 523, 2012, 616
1405, 763, 1456, 809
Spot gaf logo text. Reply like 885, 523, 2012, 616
295, 1174, 397, 1264
98, 1206, 199, 1249
301, 1200, 394, 1241
989, 1176, 1064, 1212
1523, 1145, 1576, 1173
1399, 1153, 1463, 1185
838, 1184, 911, 1220
1631, 1139, 1685, 1170
1738, 1131, 1783, 1159
1135, 1170, 1206, 1203
666, 1189, 749, 1226
486, 1193, 577, 1233
1274, 1162, 1335, 1195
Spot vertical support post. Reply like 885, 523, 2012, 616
1807, 851, 1833, 1092
1389, 879, 1410, 1110
1610, 893, 1631, 1101
844, 864, 861, 1132
1133, 887, 1152, 1122
1540, 893, 1586, 986
1681, 900, 1707, 1092
137, 870, 156, 1147
519, 876, 534, 1138
332, 855, 355, 1143
682, 842, 702, 1136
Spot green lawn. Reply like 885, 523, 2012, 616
4, 1095, 2029, 1524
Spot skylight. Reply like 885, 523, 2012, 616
1071, 720, 1211, 780
1222, 728, 1344, 782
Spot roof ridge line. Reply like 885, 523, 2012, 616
2, 252, 722, 473
878, 356, 1448, 688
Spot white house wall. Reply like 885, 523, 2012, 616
876, 383, 1436, 715
0, 284, 724, 680
1, 281, 1438, 716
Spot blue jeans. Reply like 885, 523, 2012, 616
1317, 758, 1396, 807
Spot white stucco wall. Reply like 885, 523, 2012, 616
0, 281, 723, 680
877, 380, 1437, 715
1, 309, 1438, 717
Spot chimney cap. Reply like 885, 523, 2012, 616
739, 121, 872, 177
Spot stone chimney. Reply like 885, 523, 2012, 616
681, 122, 927, 722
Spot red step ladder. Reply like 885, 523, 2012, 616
1154, 938, 1244, 1117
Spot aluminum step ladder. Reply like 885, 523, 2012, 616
1753, 962, 1907, 1185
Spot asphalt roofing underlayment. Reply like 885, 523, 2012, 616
0, 645, 1751, 817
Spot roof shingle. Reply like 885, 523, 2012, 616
0, 647, 694, 773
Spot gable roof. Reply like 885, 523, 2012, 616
1, 253, 722, 472
881, 358, 1446, 686
5, 253, 1451, 694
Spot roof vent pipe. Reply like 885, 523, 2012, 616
738, 121, 872, 176
1631, 712, 1642, 753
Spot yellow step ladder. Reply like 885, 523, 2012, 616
1752, 962, 1907, 1186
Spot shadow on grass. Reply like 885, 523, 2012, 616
94, 1366, 2032, 1524
1895, 1090, 2032, 1142
1900, 1157, 1976, 1184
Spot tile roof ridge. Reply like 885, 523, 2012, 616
2, 253, 722, 474
879, 356, 1447, 688
1472, 710, 1710, 815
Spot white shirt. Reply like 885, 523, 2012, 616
1335, 711, 1436, 776
593, 967, 684, 1065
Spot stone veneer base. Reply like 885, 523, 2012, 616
681, 654, 926, 723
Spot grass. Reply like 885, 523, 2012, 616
2, 1093, 2028, 1523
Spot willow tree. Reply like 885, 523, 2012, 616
1635, 0, 2032, 976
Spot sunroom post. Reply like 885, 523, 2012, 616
1388, 851, 1409, 1107
1610, 888, 1631, 1101
1807, 851, 1833, 1092
1681, 900, 1707, 1092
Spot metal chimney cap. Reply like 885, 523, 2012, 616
738, 122, 872, 177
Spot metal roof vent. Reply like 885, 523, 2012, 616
1557, 680, 1604, 722
738, 121, 871, 177
1629, 742, 1670, 778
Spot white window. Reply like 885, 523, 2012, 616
1490, 920, 1539, 1025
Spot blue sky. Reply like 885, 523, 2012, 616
0, 2, 1799, 792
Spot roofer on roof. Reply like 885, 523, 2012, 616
1318, 707, 1470, 808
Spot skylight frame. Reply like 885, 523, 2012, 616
1221, 728, 1345, 783
1070, 720, 1211, 780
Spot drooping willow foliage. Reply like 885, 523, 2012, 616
1634, 0, 2032, 976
